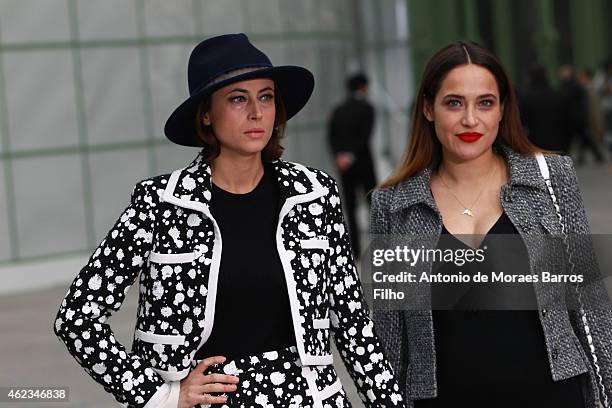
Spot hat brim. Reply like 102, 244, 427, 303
164, 66, 314, 147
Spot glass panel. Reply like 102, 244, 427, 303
77, 0, 138, 41
89, 148, 149, 242
0, 0, 71, 43
154, 144, 200, 175
383, 47, 411, 110
81, 47, 147, 145
4, 50, 80, 152
0, 164, 10, 261
13, 154, 87, 257
284, 0, 317, 32
143, 0, 197, 37
147, 43, 195, 141
200, 0, 246, 35
246, 0, 284, 33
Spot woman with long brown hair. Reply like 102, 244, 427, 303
372, 41, 611, 407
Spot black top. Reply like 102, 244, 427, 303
195, 162, 295, 361
415, 212, 585, 407
328, 95, 375, 160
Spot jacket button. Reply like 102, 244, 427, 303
503, 189, 512, 203
552, 347, 559, 360
541, 309, 547, 317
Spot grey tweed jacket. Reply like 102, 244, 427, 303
370, 145, 612, 407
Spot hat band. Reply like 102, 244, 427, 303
198, 66, 271, 94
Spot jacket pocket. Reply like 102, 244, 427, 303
313, 318, 330, 329
146, 250, 198, 292
294, 241, 332, 358
135, 329, 185, 345
132, 330, 191, 382
300, 238, 330, 250
149, 251, 197, 264
301, 365, 347, 406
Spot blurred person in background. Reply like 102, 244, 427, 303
558, 65, 605, 164
577, 69, 605, 146
54, 34, 405, 408
328, 72, 377, 257
519, 65, 571, 153
594, 58, 612, 153
372, 41, 612, 407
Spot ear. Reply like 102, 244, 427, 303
202, 112, 212, 126
423, 102, 434, 122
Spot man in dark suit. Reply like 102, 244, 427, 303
519, 65, 572, 153
327, 72, 376, 257
558, 65, 605, 164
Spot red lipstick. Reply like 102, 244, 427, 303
244, 128, 265, 138
456, 131, 483, 143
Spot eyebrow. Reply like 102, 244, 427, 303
224, 86, 275, 96
442, 93, 498, 100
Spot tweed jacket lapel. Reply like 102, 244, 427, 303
384, 144, 565, 399
388, 144, 550, 213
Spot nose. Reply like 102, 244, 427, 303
248, 100, 263, 121
461, 105, 478, 127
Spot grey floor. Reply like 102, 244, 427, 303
1, 160, 611, 407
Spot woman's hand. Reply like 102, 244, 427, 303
335, 152, 355, 172
178, 356, 239, 408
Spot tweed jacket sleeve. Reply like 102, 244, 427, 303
369, 189, 408, 395
323, 177, 404, 407
552, 156, 612, 403
53, 180, 167, 408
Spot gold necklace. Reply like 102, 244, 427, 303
438, 160, 498, 217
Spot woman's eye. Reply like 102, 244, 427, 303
260, 93, 274, 102
229, 95, 247, 103
445, 99, 461, 107
480, 99, 494, 107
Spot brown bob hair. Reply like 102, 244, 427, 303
193, 84, 287, 162
380, 41, 540, 188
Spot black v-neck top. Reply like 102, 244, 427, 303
431, 212, 537, 310
194, 163, 295, 361
415, 212, 585, 407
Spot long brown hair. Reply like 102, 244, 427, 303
194, 84, 287, 162
380, 41, 540, 188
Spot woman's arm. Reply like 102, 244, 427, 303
53, 180, 168, 408
325, 179, 405, 407
554, 156, 612, 404
370, 189, 407, 398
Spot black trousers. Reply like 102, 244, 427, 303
576, 130, 605, 163
339, 155, 376, 258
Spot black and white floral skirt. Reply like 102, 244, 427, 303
194, 346, 352, 407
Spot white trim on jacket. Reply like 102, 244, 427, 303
274, 162, 331, 366
161, 168, 223, 355
160, 162, 332, 368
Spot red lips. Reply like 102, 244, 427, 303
244, 128, 265, 138
456, 131, 483, 143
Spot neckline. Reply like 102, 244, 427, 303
441, 212, 506, 250
212, 166, 268, 197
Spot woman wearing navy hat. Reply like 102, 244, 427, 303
54, 34, 405, 408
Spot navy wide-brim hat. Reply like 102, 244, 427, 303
164, 33, 315, 147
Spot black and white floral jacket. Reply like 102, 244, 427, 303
54, 150, 404, 408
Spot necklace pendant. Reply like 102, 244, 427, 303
462, 208, 474, 217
